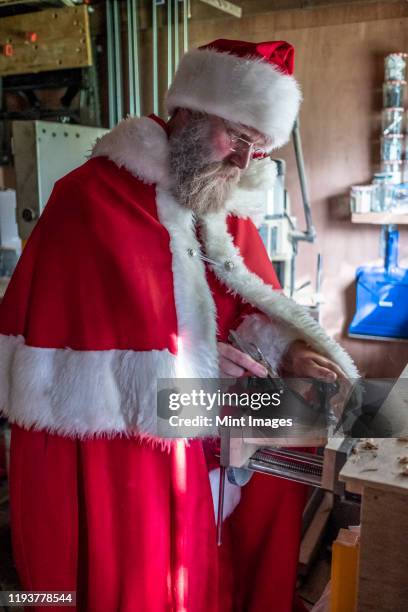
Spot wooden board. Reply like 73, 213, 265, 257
191, 0, 408, 23
340, 437, 408, 496
0, 0, 77, 6
198, 0, 242, 18
352, 212, 408, 225
357, 485, 408, 611
0, 5, 92, 76
298, 491, 333, 569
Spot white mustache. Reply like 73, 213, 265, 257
168, 113, 241, 213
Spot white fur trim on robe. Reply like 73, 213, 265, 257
155, 187, 219, 380
199, 211, 359, 379
92, 116, 171, 189
0, 334, 219, 444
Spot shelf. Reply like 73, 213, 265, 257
352, 212, 408, 225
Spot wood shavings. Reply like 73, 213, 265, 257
397, 436, 408, 442
351, 440, 379, 464
359, 467, 378, 473
360, 439, 378, 450
397, 456, 408, 465
399, 464, 408, 477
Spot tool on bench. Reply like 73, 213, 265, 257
216, 331, 351, 545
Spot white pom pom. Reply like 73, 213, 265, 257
238, 157, 277, 191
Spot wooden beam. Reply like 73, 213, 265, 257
191, 0, 407, 22
298, 491, 333, 571
358, 486, 408, 610
199, 0, 242, 18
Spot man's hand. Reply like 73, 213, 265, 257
283, 341, 353, 419
282, 340, 346, 381
218, 342, 268, 378
218, 339, 347, 383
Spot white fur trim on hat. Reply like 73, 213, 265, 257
165, 48, 302, 149
0, 334, 219, 445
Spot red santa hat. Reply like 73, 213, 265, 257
165, 38, 302, 149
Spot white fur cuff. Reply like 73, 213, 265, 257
0, 334, 218, 442
236, 312, 297, 372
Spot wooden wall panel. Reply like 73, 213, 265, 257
0, 6, 92, 76
183, 2, 408, 376
90, 0, 408, 377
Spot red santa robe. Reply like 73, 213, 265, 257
0, 115, 357, 611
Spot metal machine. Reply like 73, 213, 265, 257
0, 4, 101, 165
253, 118, 319, 301
12, 119, 107, 241
215, 346, 408, 544
0, 189, 19, 277
211, 330, 357, 543
217, 428, 356, 545
0, 120, 106, 282
220, 435, 355, 495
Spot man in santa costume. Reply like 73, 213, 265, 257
0, 39, 357, 611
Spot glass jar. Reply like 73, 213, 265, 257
381, 134, 403, 161
385, 53, 408, 81
372, 173, 395, 211
383, 81, 406, 108
381, 160, 403, 184
350, 185, 377, 213
391, 184, 408, 212
382, 107, 404, 135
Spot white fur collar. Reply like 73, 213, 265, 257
92, 116, 172, 189
91, 115, 269, 222
91, 116, 358, 378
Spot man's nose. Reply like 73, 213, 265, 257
228, 146, 252, 170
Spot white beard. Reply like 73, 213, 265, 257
169, 115, 240, 215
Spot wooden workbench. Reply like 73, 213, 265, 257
340, 366, 408, 612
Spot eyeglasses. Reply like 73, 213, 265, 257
228, 132, 267, 157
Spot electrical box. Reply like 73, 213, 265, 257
12, 120, 107, 240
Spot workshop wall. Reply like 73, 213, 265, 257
3, 0, 408, 377
162, 0, 408, 377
